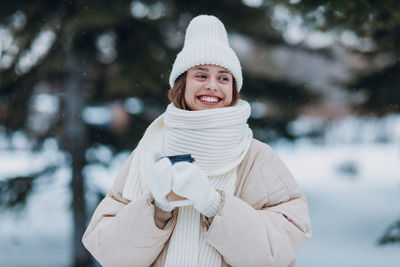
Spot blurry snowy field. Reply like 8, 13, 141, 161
1, 115, 400, 267
277, 142, 400, 267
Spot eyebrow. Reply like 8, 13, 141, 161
192, 67, 231, 74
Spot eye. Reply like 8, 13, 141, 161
196, 74, 207, 79
219, 76, 229, 81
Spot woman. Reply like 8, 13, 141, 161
82, 15, 311, 267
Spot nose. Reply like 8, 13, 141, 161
205, 77, 218, 91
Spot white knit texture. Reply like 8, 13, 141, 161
165, 206, 200, 267
202, 191, 223, 218
122, 100, 253, 266
169, 15, 243, 91
165, 170, 236, 267
164, 100, 252, 176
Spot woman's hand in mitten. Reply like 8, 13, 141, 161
149, 157, 175, 212
171, 162, 222, 217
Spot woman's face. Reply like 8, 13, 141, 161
184, 64, 233, 111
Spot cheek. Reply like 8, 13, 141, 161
184, 82, 195, 102
224, 86, 233, 103
183, 92, 191, 104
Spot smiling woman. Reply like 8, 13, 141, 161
185, 65, 233, 110
168, 65, 239, 111
82, 14, 311, 267
168, 67, 239, 110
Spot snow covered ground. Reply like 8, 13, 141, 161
274, 141, 400, 267
1, 116, 399, 267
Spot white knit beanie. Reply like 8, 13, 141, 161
169, 15, 243, 91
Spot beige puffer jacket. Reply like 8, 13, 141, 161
82, 138, 312, 267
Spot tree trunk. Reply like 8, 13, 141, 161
63, 58, 92, 267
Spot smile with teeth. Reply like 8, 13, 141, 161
198, 95, 220, 103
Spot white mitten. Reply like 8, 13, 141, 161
149, 157, 175, 212
172, 162, 222, 217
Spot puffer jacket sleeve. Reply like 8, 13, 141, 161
82, 151, 177, 267
204, 141, 312, 267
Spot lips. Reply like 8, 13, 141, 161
197, 95, 221, 104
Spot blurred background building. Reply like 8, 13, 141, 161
0, 0, 399, 266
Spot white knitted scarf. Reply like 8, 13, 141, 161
123, 100, 253, 267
